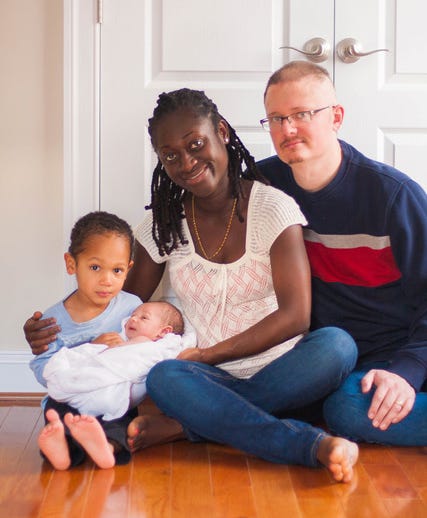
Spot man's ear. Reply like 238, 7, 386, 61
64, 252, 76, 275
127, 260, 134, 272
157, 325, 173, 338
332, 104, 344, 132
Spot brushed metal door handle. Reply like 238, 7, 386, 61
280, 37, 330, 63
337, 38, 389, 63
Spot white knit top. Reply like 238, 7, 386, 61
135, 181, 308, 378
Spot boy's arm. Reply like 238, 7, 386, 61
30, 337, 64, 387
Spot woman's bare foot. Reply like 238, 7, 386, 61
316, 436, 359, 483
127, 414, 185, 452
64, 413, 115, 469
38, 409, 71, 470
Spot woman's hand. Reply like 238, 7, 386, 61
176, 347, 204, 362
23, 311, 60, 355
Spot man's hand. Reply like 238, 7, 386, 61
91, 332, 124, 347
361, 369, 416, 430
23, 311, 60, 355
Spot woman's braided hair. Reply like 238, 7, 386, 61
147, 88, 268, 256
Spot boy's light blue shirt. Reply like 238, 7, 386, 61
30, 290, 142, 387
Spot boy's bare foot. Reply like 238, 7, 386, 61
64, 413, 115, 469
127, 414, 185, 452
316, 436, 359, 483
38, 408, 71, 470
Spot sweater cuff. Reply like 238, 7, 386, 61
388, 357, 426, 392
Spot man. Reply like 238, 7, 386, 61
257, 60, 427, 444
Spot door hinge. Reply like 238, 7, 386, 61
97, 0, 103, 24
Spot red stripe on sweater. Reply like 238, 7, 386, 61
305, 241, 402, 287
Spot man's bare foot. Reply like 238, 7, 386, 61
127, 414, 185, 452
64, 413, 115, 469
316, 436, 359, 483
38, 409, 71, 470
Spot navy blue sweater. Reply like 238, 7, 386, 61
257, 140, 427, 391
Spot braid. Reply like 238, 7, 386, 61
224, 120, 268, 222
147, 88, 268, 255
147, 160, 187, 255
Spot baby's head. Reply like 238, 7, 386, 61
124, 301, 184, 341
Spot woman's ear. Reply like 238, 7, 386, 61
218, 119, 230, 144
64, 252, 76, 275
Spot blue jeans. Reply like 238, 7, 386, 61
146, 327, 357, 467
324, 362, 427, 445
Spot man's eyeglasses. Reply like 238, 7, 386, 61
260, 106, 334, 132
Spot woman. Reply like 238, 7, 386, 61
25, 88, 359, 482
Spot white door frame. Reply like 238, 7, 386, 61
63, 0, 100, 232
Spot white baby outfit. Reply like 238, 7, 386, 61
43, 332, 184, 420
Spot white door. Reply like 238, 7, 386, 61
99, 0, 427, 227
335, 0, 427, 189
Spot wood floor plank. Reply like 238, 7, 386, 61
0, 405, 10, 426
129, 443, 172, 518
418, 486, 427, 504
341, 494, 390, 518
208, 444, 257, 518
363, 463, 419, 499
37, 463, 95, 517
391, 448, 427, 487
358, 444, 398, 465
83, 466, 127, 518
1, 409, 51, 518
99, 460, 137, 517
170, 441, 215, 517
289, 464, 340, 499
383, 498, 427, 517
2, 405, 427, 517
247, 457, 302, 517
0, 406, 44, 515
297, 496, 346, 518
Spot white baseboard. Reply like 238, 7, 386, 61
0, 350, 46, 392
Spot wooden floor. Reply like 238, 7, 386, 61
1, 403, 427, 518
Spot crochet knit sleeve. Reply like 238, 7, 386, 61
134, 211, 168, 264
249, 183, 307, 254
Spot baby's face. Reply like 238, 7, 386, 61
124, 303, 165, 341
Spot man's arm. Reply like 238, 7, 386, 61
364, 180, 427, 429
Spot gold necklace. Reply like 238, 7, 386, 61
191, 194, 237, 260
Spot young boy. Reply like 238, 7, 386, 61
31, 211, 142, 470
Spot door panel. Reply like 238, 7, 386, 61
285, 0, 334, 76
335, 0, 427, 188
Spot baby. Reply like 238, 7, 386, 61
39, 301, 185, 469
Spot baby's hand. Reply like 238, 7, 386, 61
91, 332, 124, 347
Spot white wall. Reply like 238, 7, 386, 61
0, 0, 64, 390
